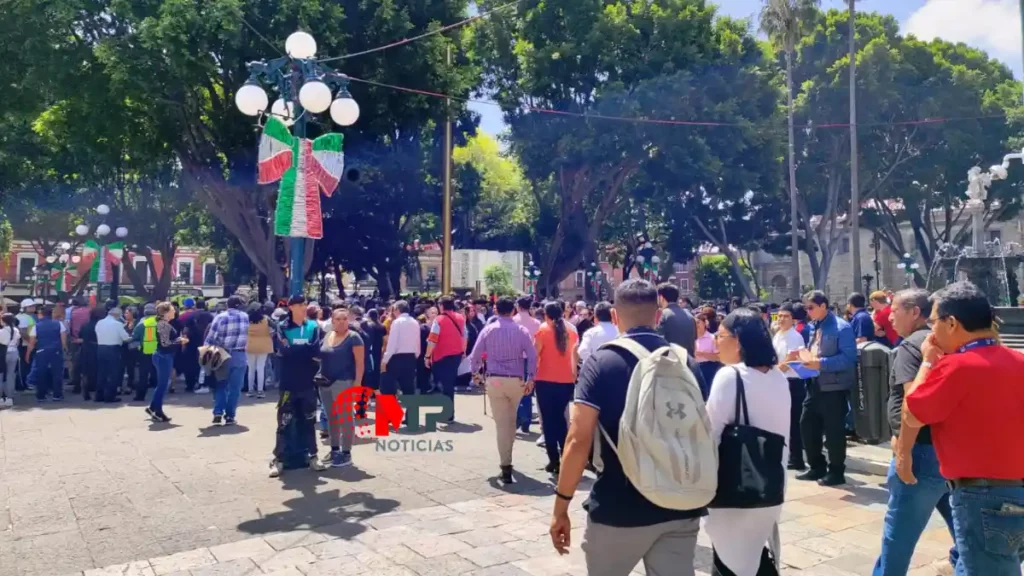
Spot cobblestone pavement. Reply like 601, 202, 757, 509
0, 389, 956, 576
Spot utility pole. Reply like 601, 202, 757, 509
849, 0, 862, 293
442, 45, 453, 294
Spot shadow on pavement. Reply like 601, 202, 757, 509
237, 474, 400, 541
147, 421, 182, 432
197, 424, 251, 437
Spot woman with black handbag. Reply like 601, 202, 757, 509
707, 308, 791, 576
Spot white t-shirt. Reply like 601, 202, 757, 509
705, 364, 791, 575
28, 322, 68, 338
772, 327, 805, 379
0, 326, 20, 352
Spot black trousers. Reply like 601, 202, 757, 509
788, 378, 807, 467
181, 346, 200, 391
536, 381, 574, 466
431, 354, 461, 421
712, 547, 778, 576
273, 389, 318, 461
123, 346, 137, 392
800, 379, 848, 475
96, 346, 122, 401
134, 353, 157, 401
381, 353, 417, 396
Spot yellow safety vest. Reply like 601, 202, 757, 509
142, 316, 158, 355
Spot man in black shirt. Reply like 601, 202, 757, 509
873, 288, 957, 575
551, 280, 707, 576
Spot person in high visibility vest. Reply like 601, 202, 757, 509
131, 303, 160, 401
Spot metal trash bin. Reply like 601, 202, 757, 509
853, 341, 893, 444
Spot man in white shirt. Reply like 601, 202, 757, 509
15, 299, 36, 390
381, 300, 420, 396
96, 307, 132, 402
578, 302, 619, 367
773, 302, 809, 471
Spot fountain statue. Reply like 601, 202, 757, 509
926, 150, 1024, 308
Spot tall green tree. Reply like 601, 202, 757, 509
761, 0, 819, 299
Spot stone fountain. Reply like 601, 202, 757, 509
925, 152, 1024, 308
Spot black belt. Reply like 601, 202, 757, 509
947, 478, 1024, 490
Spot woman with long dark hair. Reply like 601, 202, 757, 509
534, 301, 579, 475
707, 308, 789, 576
0, 314, 20, 408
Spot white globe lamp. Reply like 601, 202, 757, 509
59, 254, 69, 264
528, 261, 534, 267
285, 32, 317, 59
59, 241, 71, 250
330, 95, 360, 126
96, 204, 110, 216
46, 256, 56, 264
75, 225, 89, 236
96, 224, 111, 237
652, 255, 661, 265
115, 227, 128, 238
299, 80, 332, 113
71, 256, 81, 264
270, 99, 296, 126
636, 255, 645, 264
235, 82, 269, 116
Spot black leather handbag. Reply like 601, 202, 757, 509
709, 367, 787, 509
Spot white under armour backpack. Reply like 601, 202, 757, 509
595, 337, 718, 510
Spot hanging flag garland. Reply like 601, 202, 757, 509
257, 117, 345, 240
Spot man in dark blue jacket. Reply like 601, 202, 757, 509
797, 290, 858, 486
269, 295, 327, 478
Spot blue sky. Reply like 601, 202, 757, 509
470, 0, 1024, 135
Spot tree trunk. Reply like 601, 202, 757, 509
121, 251, 152, 300
150, 246, 175, 301
334, 267, 345, 299
786, 48, 801, 300
257, 274, 268, 302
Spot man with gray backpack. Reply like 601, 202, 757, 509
550, 280, 716, 576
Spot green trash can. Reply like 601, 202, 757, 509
853, 341, 893, 444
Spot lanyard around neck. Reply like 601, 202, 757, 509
956, 338, 999, 354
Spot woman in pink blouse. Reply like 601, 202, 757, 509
694, 311, 721, 394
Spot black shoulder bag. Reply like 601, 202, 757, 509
709, 367, 787, 509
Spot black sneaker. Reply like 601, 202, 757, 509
818, 473, 846, 487
787, 462, 808, 471
544, 462, 560, 475
796, 469, 827, 482
499, 465, 515, 485
145, 407, 158, 421
212, 415, 223, 425
224, 417, 236, 426
157, 412, 172, 423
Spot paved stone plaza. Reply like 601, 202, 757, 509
0, 391, 956, 576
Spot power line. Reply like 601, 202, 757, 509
318, 0, 524, 63
238, 14, 284, 56
344, 75, 1011, 131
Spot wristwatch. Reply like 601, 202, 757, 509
920, 361, 933, 370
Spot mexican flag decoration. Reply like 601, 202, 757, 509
257, 117, 344, 240
51, 265, 77, 293
82, 241, 125, 282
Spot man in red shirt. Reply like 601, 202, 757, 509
903, 281, 1024, 575
870, 290, 898, 346
425, 296, 467, 430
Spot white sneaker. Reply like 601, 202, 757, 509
194, 387, 210, 394
3, 398, 12, 408
269, 460, 283, 478
536, 436, 546, 447
309, 456, 327, 472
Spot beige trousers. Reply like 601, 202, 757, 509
485, 376, 527, 466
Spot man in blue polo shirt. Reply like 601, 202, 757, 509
25, 304, 67, 401
550, 280, 708, 575
847, 292, 875, 344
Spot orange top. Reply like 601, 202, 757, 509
535, 321, 579, 384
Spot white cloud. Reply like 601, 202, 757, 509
904, 0, 1022, 76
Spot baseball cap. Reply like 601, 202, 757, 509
20, 299, 35, 309
183, 298, 196, 308
143, 303, 157, 316
288, 294, 307, 307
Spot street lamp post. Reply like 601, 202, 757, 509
76, 204, 128, 301
636, 242, 658, 282
898, 252, 920, 288
525, 260, 541, 297
587, 261, 603, 301
236, 31, 360, 299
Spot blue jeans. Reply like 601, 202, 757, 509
213, 351, 246, 419
150, 352, 175, 413
873, 443, 957, 575
517, 392, 533, 432
29, 349, 64, 400
951, 485, 1024, 576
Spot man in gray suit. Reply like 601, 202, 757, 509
656, 283, 696, 358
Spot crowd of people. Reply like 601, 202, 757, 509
1, 278, 1022, 576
